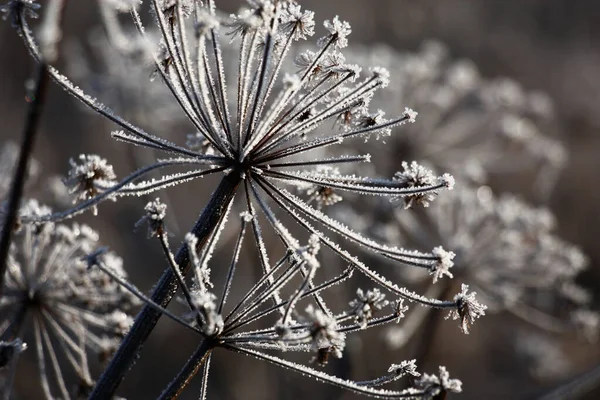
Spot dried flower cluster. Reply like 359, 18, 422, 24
0, 0, 596, 399
0, 200, 137, 398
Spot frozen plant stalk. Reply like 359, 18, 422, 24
3, 0, 486, 398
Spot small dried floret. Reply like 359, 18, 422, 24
414, 366, 462, 398
370, 67, 390, 88
295, 50, 317, 75
159, 0, 194, 18
349, 288, 389, 329
318, 16, 351, 49
305, 166, 343, 209
446, 284, 487, 334
226, 1, 274, 39
305, 305, 345, 365
404, 107, 418, 123
63, 154, 117, 214
194, 10, 219, 37
135, 198, 167, 237
292, 234, 321, 269
279, 3, 315, 41
430, 246, 455, 283
392, 299, 409, 323
188, 290, 224, 336
356, 110, 391, 140
388, 359, 420, 378
392, 161, 441, 209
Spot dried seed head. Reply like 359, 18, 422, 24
446, 284, 487, 334
63, 154, 117, 214
349, 288, 389, 329
305, 305, 345, 365
414, 366, 463, 398
135, 198, 168, 237
318, 16, 351, 49
280, 3, 315, 41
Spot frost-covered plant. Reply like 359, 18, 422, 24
344, 41, 567, 199
0, 200, 137, 398
1, 0, 485, 398
380, 183, 597, 344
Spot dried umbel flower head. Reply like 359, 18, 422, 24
0, 200, 137, 398
8, 0, 482, 398
390, 183, 596, 337
345, 41, 567, 200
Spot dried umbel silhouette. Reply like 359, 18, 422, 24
0, 200, 137, 399
389, 184, 597, 339
0, 0, 491, 398
344, 41, 567, 200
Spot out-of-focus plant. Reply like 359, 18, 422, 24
0, 200, 137, 398
344, 41, 567, 201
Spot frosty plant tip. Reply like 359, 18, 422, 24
2, 0, 486, 398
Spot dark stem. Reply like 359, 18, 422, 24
90, 173, 241, 399
0, 63, 49, 294
158, 339, 215, 400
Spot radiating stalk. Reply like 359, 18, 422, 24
89, 173, 241, 399
157, 339, 215, 400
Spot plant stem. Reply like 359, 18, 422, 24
158, 339, 215, 400
90, 173, 241, 399
0, 63, 49, 295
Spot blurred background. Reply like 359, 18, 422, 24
1, 0, 600, 399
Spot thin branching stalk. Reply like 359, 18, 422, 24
90, 174, 241, 399
158, 339, 215, 400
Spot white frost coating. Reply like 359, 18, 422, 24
230, 345, 425, 398
319, 16, 351, 49
440, 173, 455, 190
266, 170, 449, 198
256, 179, 455, 308
264, 182, 438, 264
404, 107, 418, 123
430, 247, 455, 284
119, 169, 212, 197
